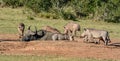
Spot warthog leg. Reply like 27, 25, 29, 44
102, 37, 108, 45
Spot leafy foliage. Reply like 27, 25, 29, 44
1, 0, 120, 23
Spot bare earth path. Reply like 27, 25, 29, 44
0, 34, 120, 60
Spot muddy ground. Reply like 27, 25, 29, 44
0, 34, 120, 60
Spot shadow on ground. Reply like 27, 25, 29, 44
109, 43, 120, 47
0, 39, 19, 41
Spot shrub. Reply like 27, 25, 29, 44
2, 0, 120, 23
3, 0, 24, 8
61, 11, 76, 21
25, 0, 52, 13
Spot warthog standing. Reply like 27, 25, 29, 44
52, 33, 74, 41
18, 23, 25, 40
42, 26, 60, 33
80, 28, 111, 45
64, 22, 80, 36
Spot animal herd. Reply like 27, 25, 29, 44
18, 22, 111, 45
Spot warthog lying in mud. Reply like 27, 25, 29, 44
38, 31, 74, 41
42, 26, 60, 33
80, 28, 111, 45
18, 23, 25, 40
21, 26, 73, 41
64, 22, 80, 36
52, 33, 74, 41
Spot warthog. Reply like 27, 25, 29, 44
42, 26, 60, 33
80, 28, 111, 45
52, 33, 74, 41
64, 22, 80, 36
18, 23, 25, 40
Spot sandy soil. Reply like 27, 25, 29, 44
0, 34, 120, 60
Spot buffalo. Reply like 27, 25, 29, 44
22, 26, 39, 41
21, 26, 57, 41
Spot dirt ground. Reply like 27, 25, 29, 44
0, 34, 120, 60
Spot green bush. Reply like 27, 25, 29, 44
105, 16, 120, 23
25, 0, 52, 13
3, 0, 24, 8
61, 11, 76, 21
2, 0, 120, 23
